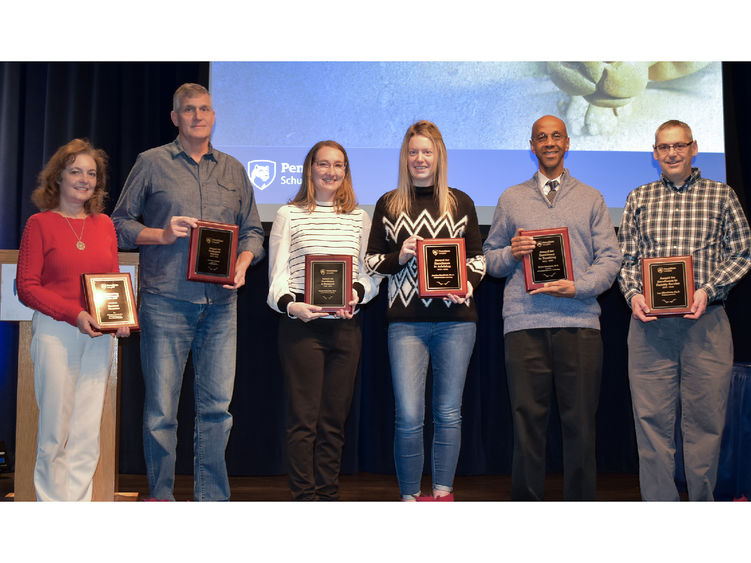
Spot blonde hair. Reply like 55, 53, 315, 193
31, 138, 108, 214
290, 140, 356, 213
386, 120, 455, 217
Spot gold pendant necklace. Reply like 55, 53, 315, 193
63, 215, 87, 250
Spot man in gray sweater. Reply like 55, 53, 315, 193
483, 115, 621, 500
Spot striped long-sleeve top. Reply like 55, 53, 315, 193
267, 202, 377, 316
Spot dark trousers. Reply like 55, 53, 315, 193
504, 327, 602, 500
278, 315, 362, 500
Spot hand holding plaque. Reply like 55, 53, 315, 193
81, 273, 139, 332
305, 255, 353, 313
641, 255, 694, 316
187, 220, 239, 285
521, 227, 574, 291
416, 238, 467, 298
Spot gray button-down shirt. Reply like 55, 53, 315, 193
112, 138, 265, 304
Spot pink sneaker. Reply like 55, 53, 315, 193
416, 492, 454, 501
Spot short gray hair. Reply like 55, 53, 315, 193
655, 120, 693, 144
173, 83, 210, 112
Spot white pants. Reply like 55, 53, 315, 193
30, 311, 113, 501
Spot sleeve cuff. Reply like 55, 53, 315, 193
467, 271, 483, 290
353, 282, 365, 304
623, 289, 639, 308
702, 284, 717, 302
278, 294, 294, 316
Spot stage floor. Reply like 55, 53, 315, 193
1, 471, 646, 501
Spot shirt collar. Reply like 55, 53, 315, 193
536, 169, 566, 192
662, 167, 701, 192
170, 137, 217, 162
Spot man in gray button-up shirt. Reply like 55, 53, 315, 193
112, 83, 265, 501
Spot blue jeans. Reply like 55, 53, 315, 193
388, 321, 476, 497
140, 292, 237, 501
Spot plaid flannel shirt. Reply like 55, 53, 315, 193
618, 168, 751, 305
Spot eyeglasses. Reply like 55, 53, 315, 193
654, 141, 694, 154
314, 161, 346, 171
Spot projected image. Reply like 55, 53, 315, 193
547, 62, 719, 148
210, 61, 724, 221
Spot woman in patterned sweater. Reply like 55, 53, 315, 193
268, 140, 377, 500
365, 121, 485, 501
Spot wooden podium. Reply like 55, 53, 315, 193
0, 249, 138, 501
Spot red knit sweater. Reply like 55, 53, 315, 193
17, 211, 120, 326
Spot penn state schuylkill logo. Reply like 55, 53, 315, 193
248, 160, 277, 191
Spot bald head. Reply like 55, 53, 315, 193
532, 115, 568, 139
530, 115, 570, 179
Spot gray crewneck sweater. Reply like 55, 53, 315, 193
483, 170, 621, 335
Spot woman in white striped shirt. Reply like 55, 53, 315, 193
267, 140, 377, 500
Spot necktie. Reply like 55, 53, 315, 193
546, 180, 559, 204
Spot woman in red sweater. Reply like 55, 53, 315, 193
17, 139, 130, 501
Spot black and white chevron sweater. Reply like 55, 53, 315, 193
365, 186, 485, 323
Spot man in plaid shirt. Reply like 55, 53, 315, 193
618, 119, 751, 501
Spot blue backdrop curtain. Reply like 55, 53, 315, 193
1, 61, 750, 483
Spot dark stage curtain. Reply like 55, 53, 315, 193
722, 62, 751, 362
0, 62, 207, 468
1, 62, 750, 484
